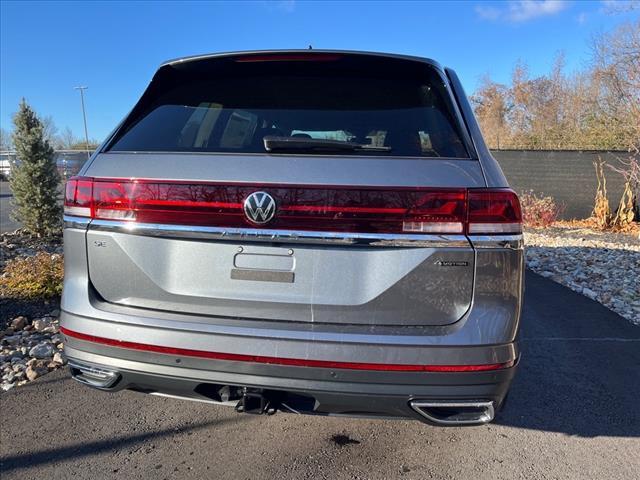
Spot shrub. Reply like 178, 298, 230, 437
8, 99, 62, 237
519, 191, 564, 228
0, 252, 63, 299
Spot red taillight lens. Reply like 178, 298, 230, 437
64, 177, 93, 217
468, 189, 522, 234
402, 191, 466, 233
64, 177, 521, 236
93, 181, 136, 220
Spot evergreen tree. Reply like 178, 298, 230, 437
9, 100, 62, 236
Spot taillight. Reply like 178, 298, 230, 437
64, 177, 521, 236
401, 191, 466, 233
468, 189, 522, 234
64, 177, 93, 217
92, 181, 137, 221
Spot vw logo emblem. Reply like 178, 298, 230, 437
243, 191, 277, 224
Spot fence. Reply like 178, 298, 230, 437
491, 150, 636, 220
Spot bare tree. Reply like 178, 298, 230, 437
0, 127, 12, 150
58, 127, 79, 149
471, 77, 510, 149
471, 21, 639, 151
591, 20, 640, 152
40, 115, 59, 146
601, 0, 639, 14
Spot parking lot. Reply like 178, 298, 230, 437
2, 272, 639, 480
0, 182, 20, 233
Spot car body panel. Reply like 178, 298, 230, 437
85, 152, 486, 187
62, 226, 523, 348
86, 229, 475, 325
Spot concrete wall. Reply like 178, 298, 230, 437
492, 150, 636, 220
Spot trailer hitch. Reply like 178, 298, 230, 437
235, 388, 280, 415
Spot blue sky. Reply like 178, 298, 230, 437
1, 0, 637, 142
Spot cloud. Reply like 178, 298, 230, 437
476, 0, 568, 23
273, 0, 296, 13
576, 11, 588, 24
476, 5, 502, 20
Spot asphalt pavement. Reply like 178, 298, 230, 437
0, 182, 20, 233
1, 272, 639, 480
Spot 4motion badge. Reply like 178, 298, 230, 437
434, 260, 469, 267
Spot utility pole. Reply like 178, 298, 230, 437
74, 86, 90, 159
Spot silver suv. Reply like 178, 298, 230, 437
61, 50, 523, 426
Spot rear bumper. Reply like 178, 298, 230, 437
62, 320, 518, 425
60, 224, 523, 425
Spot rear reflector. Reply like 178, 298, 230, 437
403, 221, 464, 234
60, 327, 514, 372
64, 177, 521, 235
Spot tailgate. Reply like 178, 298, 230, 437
80, 153, 483, 326
68, 51, 491, 327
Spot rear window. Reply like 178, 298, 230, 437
108, 54, 470, 158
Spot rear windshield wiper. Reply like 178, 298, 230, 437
263, 136, 391, 153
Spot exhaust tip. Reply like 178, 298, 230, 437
69, 361, 120, 389
410, 400, 495, 425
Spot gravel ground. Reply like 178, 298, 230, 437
524, 226, 640, 324
1, 230, 66, 392
0, 311, 66, 392
0, 230, 62, 271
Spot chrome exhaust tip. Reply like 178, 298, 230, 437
410, 400, 495, 425
69, 361, 120, 389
